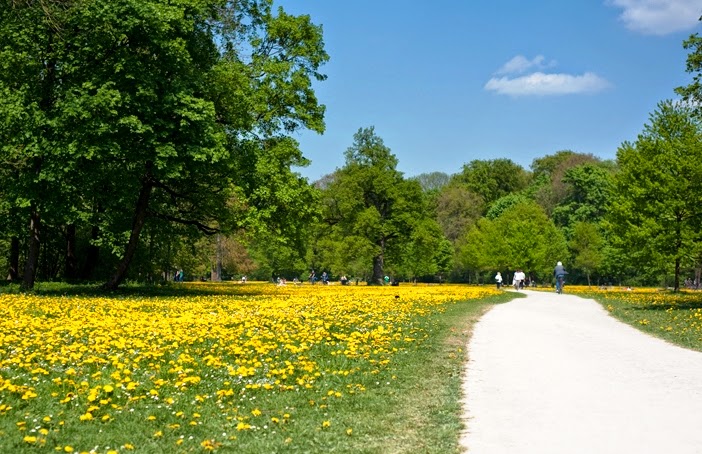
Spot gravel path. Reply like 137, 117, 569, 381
461, 290, 702, 454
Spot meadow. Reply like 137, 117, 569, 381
556, 285, 702, 352
0, 282, 510, 453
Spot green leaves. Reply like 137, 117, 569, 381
608, 100, 702, 289
0, 0, 329, 288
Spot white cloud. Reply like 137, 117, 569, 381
607, 0, 702, 35
495, 55, 555, 75
485, 72, 611, 96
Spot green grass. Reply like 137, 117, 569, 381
315, 291, 519, 454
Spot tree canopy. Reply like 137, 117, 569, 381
0, 0, 328, 289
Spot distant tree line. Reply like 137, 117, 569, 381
3, 4, 702, 291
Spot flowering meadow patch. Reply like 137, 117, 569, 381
0, 283, 499, 453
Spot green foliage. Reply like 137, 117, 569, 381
608, 100, 702, 290
485, 193, 531, 220
322, 127, 430, 283
0, 0, 328, 288
552, 163, 614, 233
457, 201, 567, 282
569, 222, 604, 285
452, 158, 531, 206
395, 219, 451, 281
412, 171, 450, 193
434, 185, 484, 243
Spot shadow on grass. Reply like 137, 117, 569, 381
0, 280, 273, 298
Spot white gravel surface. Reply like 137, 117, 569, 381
461, 290, 702, 454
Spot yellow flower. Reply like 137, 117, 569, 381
153, 431, 163, 438
23, 436, 37, 444
103, 384, 114, 393
200, 439, 221, 451
346, 428, 353, 436
79, 412, 93, 421
251, 408, 261, 417
322, 420, 331, 428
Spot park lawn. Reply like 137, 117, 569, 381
564, 286, 702, 352
0, 282, 514, 453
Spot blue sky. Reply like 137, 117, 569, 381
278, 0, 702, 181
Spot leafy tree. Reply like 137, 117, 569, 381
0, 0, 328, 289
552, 163, 614, 233
412, 171, 450, 193
492, 202, 567, 281
530, 151, 605, 216
608, 100, 702, 291
451, 159, 531, 207
434, 185, 484, 243
396, 218, 449, 282
570, 222, 604, 286
456, 218, 501, 282
485, 193, 531, 220
458, 201, 567, 283
323, 127, 425, 284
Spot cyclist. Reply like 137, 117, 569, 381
553, 261, 567, 294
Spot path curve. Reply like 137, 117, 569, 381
461, 290, 702, 454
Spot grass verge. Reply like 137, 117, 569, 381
342, 290, 519, 454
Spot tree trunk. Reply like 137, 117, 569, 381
21, 208, 41, 290
674, 256, 680, 292
7, 236, 20, 281
104, 174, 153, 290
65, 224, 78, 280
81, 225, 100, 280
587, 272, 591, 287
211, 234, 222, 282
372, 239, 385, 285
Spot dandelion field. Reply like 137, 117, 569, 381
0, 282, 506, 453
561, 286, 702, 352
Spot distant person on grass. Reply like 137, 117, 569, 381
495, 271, 503, 289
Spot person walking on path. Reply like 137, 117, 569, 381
461, 290, 702, 454
494, 272, 503, 290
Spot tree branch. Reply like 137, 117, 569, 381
149, 212, 220, 235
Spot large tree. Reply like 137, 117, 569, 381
434, 185, 484, 243
458, 201, 567, 283
569, 221, 604, 287
0, 0, 328, 289
608, 100, 702, 291
551, 163, 614, 233
451, 158, 531, 207
323, 127, 426, 284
